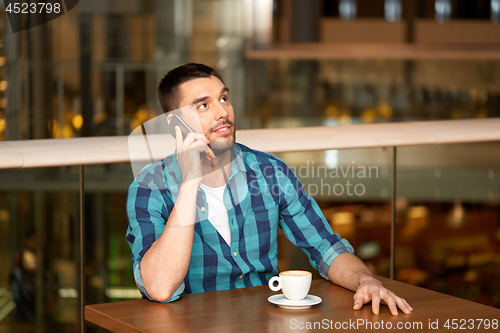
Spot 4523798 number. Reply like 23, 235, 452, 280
6, 2, 62, 14
443, 319, 498, 330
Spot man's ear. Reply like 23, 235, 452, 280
166, 113, 173, 124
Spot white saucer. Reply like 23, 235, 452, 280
268, 294, 322, 309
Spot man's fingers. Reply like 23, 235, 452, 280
182, 140, 210, 156
201, 144, 214, 161
175, 131, 212, 167
181, 132, 208, 149
206, 146, 215, 161
371, 294, 381, 315
405, 299, 414, 312
385, 295, 399, 316
397, 298, 413, 314
352, 292, 365, 311
181, 141, 214, 164
175, 126, 183, 150
355, 280, 412, 316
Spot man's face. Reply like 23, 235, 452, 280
177, 76, 235, 155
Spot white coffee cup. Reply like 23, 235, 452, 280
268, 270, 312, 300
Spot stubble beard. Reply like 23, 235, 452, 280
209, 129, 236, 156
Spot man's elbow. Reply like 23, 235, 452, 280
143, 273, 185, 302
149, 291, 174, 303
146, 283, 177, 303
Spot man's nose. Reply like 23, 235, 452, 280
213, 102, 228, 120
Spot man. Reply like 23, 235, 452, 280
126, 63, 413, 316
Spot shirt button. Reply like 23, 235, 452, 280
201, 207, 205, 212
239, 275, 243, 279
233, 251, 237, 257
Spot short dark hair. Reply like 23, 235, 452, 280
157, 63, 225, 113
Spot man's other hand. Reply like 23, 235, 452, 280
353, 277, 413, 316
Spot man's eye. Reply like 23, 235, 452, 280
198, 103, 207, 109
220, 96, 228, 102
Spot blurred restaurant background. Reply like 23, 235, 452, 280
0, 0, 499, 331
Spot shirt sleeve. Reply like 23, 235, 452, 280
274, 159, 355, 280
125, 163, 184, 303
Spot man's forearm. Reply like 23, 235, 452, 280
327, 252, 381, 292
140, 181, 200, 302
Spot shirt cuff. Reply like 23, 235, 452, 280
133, 261, 185, 303
319, 238, 355, 281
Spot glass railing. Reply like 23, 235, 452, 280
0, 119, 499, 332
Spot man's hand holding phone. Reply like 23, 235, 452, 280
174, 126, 214, 184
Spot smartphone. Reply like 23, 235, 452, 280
167, 113, 194, 140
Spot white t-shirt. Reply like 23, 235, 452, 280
199, 183, 231, 245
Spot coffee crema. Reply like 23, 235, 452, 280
280, 270, 311, 277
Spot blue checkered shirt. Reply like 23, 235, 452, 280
126, 143, 354, 302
